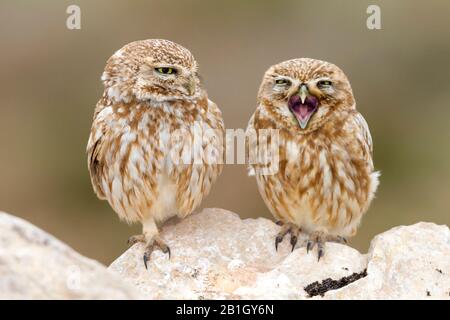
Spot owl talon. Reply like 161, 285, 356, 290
290, 235, 298, 252
143, 252, 150, 270
127, 234, 146, 246
275, 235, 283, 251
326, 235, 348, 245
274, 222, 300, 252
142, 236, 171, 269
162, 244, 171, 259
317, 244, 325, 261
306, 231, 326, 261
306, 240, 314, 253
337, 236, 348, 244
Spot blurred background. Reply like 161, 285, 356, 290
0, 0, 449, 264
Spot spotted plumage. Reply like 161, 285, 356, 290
87, 39, 224, 267
247, 58, 379, 259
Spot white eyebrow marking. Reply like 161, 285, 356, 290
314, 76, 333, 82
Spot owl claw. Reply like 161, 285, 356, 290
274, 222, 300, 252
143, 252, 150, 270
275, 235, 283, 251
164, 246, 171, 259
306, 232, 326, 261
127, 234, 146, 246
306, 240, 314, 253
142, 236, 171, 270
317, 244, 325, 262
290, 235, 298, 252
326, 235, 348, 245
337, 236, 348, 244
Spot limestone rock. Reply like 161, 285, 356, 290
1, 208, 447, 300
0, 212, 142, 299
325, 222, 450, 299
108, 208, 450, 299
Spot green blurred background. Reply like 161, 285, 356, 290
0, 0, 449, 264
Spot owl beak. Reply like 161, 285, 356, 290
299, 85, 308, 104
288, 86, 319, 129
183, 77, 196, 96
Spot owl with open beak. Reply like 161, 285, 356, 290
246, 58, 380, 260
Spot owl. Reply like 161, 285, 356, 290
246, 58, 380, 260
87, 39, 224, 268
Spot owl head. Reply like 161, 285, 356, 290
101, 39, 201, 103
257, 58, 355, 131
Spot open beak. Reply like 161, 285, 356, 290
299, 84, 308, 104
183, 76, 196, 96
288, 85, 319, 129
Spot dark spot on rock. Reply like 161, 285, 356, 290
191, 269, 200, 278
426, 290, 431, 297
342, 267, 349, 271
304, 269, 367, 297
436, 268, 443, 274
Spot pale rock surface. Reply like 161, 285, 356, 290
109, 208, 450, 299
1, 208, 448, 300
325, 222, 450, 299
0, 212, 143, 299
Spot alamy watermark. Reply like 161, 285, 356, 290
367, 5, 382, 30
163, 124, 280, 176
67, 4, 381, 31
66, 5, 81, 30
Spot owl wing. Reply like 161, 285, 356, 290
195, 98, 225, 188
171, 99, 225, 216
346, 111, 375, 170
245, 112, 257, 176
86, 104, 110, 200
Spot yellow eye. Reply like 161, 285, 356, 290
156, 67, 176, 74
275, 79, 290, 85
318, 80, 332, 87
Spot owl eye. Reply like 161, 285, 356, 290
275, 79, 291, 86
155, 67, 177, 75
317, 80, 332, 87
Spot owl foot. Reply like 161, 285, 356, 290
331, 235, 348, 244
127, 234, 146, 246
275, 223, 300, 252
143, 236, 171, 270
306, 231, 326, 261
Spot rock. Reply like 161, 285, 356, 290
0, 212, 143, 299
325, 222, 450, 299
1, 208, 448, 300
108, 208, 450, 299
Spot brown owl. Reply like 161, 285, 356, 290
246, 58, 379, 260
87, 39, 224, 268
